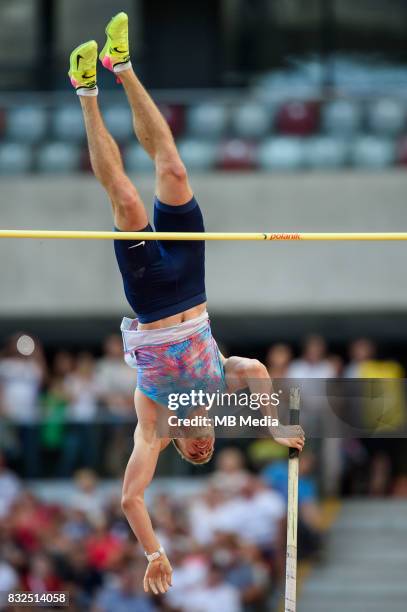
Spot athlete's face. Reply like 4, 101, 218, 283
176, 437, 215, 465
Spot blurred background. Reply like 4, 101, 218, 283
1, 1, 407, 611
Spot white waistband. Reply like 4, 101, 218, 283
121, 311, 209, 358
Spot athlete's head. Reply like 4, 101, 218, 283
171, 407, 215, 465
172, 437, 215, 465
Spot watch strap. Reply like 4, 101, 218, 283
145, 546, 165, 562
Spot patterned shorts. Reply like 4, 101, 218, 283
135, 322, 225, 414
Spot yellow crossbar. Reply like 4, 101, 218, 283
1, 230, 407, 241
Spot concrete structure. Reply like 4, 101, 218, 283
1, 171, 406, 318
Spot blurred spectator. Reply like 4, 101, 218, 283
64, 353, 99, 423
53, 351, 75, 380
70, 469, 105, 524
345, 340, 406, 496
0, 452, 21, 518
22, 552, 63, 593
230, 477, 285, 554
265, 344, 293, 378
92, 561, 156, 612
286, 336, 336, 433
96, 335, 135, 418
211, 447, 250, 494
179, 562, 242, 612
62, 544, 103, 609
59, 353, 100, 475
85, 517, 124, 572
327, 354, 344, 378
344, 338, 376, 377
189, 485, 225, 546
191, 475, 285, 554
0, 559, 19, 604
262, 452, 319, 521
287, 335, 335, 379
262, 452, 323, 559
0, 334, 46, 421
392, 475, 407, 497
11, 490, 56, 553
62, 507, 92, 542
208, 533, 270, 610
96, 336, 135, 475
164, 547, 209, 609
0, 334, 46, 477
40, 353, 73, 471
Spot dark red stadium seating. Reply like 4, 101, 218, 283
276, 101, 320, 136
217, 139, 257, 170
159, 104, 185, 138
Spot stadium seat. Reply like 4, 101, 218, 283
186, 103, 228, 139
124, 144, 154, 172
52, 105, 85, 142
367, 98, 406, 136
275, 101, 319, 136
0, 109, 5, 138
158, 104, 185, 138
231, 102, 272, 139
177, 139, 217, 170
102, 105, 133, 142
80, 147, 93, 173
396, 136, 407, 167
37, 143, 81, 173
322, 99, 362, 135
217, 139, 257, 170
304, 137, 349, 169
350, 136, 395, 169
0, 143, 32, 174
6, 106, 48, 143
257, 137, 305, 171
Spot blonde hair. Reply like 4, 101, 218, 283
172, 439, 214, 465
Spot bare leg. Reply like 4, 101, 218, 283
79, 96, 148, 231
119, 69, 193, 205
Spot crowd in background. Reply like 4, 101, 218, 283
0, 446, 322, 612
0, 330, 406, 611
0, 334, 136, 478
0, 331, 406, 496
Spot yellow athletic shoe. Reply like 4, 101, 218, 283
99, 12, 131, 74
68, 40, 98, 92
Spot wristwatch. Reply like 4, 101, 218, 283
145, 546, 165, 562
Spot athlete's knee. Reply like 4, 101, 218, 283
156, 156, 188, 184
113, 184, 142, 221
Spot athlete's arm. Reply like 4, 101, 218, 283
121, 392, 173, 594
222, 355, 305, 451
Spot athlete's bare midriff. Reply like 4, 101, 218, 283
137, 302, 207, 330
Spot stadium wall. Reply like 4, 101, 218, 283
1, 171, 406, 317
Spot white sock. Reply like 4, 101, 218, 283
76, 86, 99, 97
113, 61, 132, 74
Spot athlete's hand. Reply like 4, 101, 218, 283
272, 425, 305, 451
143, 555, 173, 595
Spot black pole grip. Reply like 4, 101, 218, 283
289, 387, 301, 459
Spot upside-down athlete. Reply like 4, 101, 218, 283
69, 12, 304, 596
